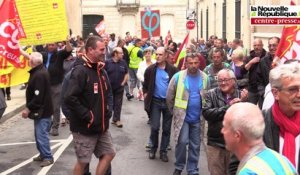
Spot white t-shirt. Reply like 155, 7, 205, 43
262, 84, 275, 110
280, 135, 300, 170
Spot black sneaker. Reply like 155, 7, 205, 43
160, 153, 168, 162
149, 150, 156, 159
126, 93, 134, 100
173, 169, 182, 175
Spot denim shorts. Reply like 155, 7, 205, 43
72, 131, 116, 163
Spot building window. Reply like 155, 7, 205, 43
235, 0, 241, 39
161, 14, 174, 39
222, 0, 227, 39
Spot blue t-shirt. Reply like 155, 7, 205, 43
185, 74, 202, 123
154, 67, 169, 98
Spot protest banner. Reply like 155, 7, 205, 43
15, 0, 69, 46
141, 10, 160, 39
0, 47, 32, 88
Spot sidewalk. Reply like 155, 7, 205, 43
0, 85, 26, 124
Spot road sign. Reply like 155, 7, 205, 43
186, 20, 195, 30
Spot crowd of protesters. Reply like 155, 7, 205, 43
1, 30, 299, 175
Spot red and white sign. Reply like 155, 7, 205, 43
0, 0, 26, 68
186, 20, 195, 30
95, 20, 105, 36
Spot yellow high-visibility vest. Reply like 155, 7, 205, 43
174, 71, 207, 109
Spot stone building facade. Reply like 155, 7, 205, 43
66, 0, 294, 51
66, 0, 199, 42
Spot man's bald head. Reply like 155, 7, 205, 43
253, 38, 264, 56
225, 102, 265, 141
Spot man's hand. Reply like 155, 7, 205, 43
240, 89, 248, 101
21, 108, 30, 119
250, 57, 260, 64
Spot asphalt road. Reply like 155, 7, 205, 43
0, 97, 209, 175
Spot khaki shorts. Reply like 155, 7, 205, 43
72, 131, 116, 163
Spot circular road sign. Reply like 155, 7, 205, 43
186, 20, 195, 30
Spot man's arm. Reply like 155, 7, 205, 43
65, 35, 73, 52
202, 90, 228, 122
121, 73, 129, 86
143, 66, 150, 95
244, 57, 260, 71
19, 48, 30, 60
166, 75, 177, 114
26, 73, 47, 111
64, 68, 91, 123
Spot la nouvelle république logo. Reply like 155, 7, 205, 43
250, 5, 300, 25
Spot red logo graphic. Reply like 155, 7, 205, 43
53, 3, 58, 9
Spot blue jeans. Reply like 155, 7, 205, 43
150, 97, 172, 153
34, 117, 53, 160
175, 121, 201, 175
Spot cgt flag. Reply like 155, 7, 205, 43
273, 0, 300, 67
0, 0, 26, 68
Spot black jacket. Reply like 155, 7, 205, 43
203, 87, 240, 148
263, 108, 300, 174
26, 64, 53, 118
241, 49, 267, 92
143, 62, 178, 113
42, 49, 72, 85
64, 57, 112, 135
257, 53, 273, 96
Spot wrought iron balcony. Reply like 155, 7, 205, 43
117, 0, 140, 13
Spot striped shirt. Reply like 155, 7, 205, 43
238, 147, 297, 175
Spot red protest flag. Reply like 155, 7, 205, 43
174, 32, 189, 66
0, 0, 25, 68
273, 0, 300, 66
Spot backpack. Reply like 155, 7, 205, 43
61, 68, 74, 119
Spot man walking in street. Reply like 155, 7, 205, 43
203, 69, 248, 175
143, 47, 178, 162
64, 36, 115, 175
42, 36, 72, 136
105, 47, 129, 128
204, 49, 231, 90
167, 53, 208, 175
222, 102, 297, 174
21, 52, 54, 167
127, 39, 144, 99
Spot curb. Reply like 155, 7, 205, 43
0, 104, 26, 124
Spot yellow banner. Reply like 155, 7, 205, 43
16, 0, 69, 46
0, 48, 32, 88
